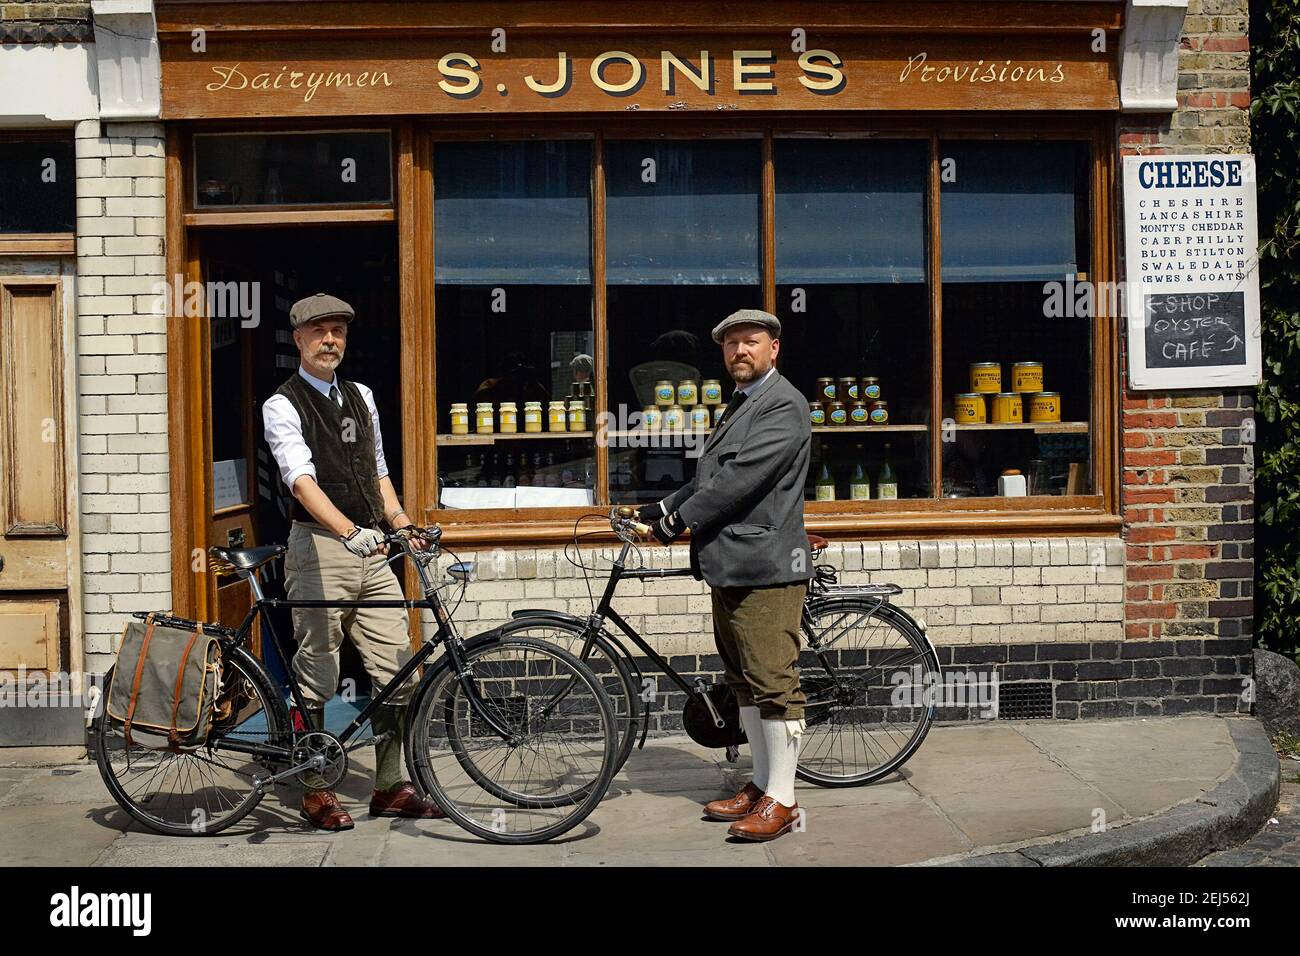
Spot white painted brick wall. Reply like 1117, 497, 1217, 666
74, 119, 169, 672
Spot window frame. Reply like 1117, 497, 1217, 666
0, 130, 77, 255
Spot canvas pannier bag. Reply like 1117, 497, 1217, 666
106, 614, 222, 750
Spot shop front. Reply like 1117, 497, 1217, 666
150, 0, 1254, 721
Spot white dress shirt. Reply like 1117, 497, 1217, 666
262, 366, 389, 492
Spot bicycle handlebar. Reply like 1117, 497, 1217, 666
609, 506, 653, 541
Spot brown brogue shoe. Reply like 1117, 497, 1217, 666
727, 795, 800, 842
703, 781, 764, 821
300, 790, 354, 831
369, 781, 447, 819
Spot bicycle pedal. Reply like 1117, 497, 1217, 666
725, 745, 740, 763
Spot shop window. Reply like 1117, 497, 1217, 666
774, 138, 931, 503
939, 141, 1093, 498
192, 131, 392, 207
0, 138, 75, 233
433, 140, 595, 509
605, 139, 763, 504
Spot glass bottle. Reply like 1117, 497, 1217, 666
877, 443, 898, 500
850, 445, 871, 500
815, 461, 836, 502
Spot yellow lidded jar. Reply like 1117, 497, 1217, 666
1012, 362, 1044, 393
677, 380, 698, 406
1027, 391, 1061, 423
523, 401, 543, 432
567, 399, 586, 432
498, 401, 518, 433
690, 405, 710, 430
548, 401, 568, 432
664, 404, 685, 430
642, 406, 662, 430
954, 393, 986, 424
450, 403, 469, 435
475, 402, 494, 434
970, 362, 1002, 394
701, 379, 723, 405
654, 380, 675, 407
990, 392, 1023, 424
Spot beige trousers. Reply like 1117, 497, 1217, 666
284, 521, 416, 707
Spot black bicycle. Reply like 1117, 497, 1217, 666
491, 508, 942, 787
87, 526, 618, 844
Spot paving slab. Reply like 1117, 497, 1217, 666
0, 803, 122, 866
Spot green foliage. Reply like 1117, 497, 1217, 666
1253, 2, 1300, 655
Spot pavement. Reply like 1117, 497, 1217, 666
0, 715, 1279, 867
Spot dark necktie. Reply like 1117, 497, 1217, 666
716, 390, 748, 429
328, 384, 343, 409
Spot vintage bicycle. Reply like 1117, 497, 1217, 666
87, 525, 619, 845
491, 507, 942, 787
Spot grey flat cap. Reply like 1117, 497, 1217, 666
289, 293, 354, 329
711, 308, 781, 344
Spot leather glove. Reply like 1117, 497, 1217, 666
637, 503, 664, 524
341, 526, 385, 557
651, 511, 684, 546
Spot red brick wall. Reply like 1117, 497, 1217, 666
1118, 0, 1254, 643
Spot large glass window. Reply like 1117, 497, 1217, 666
0, 137, 75, 233
433, 140, 595, 509
193, 131, 392, 207
605, 139, 762, 504
939, 141, 1093, 498
774, 138, 931, 503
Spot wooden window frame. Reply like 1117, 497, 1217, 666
168, 111, 1119, 614
0, 130, 76, 255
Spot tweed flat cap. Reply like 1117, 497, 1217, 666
711, 308, 781, 344
289, 293, 355, 329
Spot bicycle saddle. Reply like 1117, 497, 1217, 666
807, 534, 829, 554
209, 544, 286, 572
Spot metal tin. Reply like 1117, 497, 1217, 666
450, 403, 469, 435
523, 401, 543, 432
868, 400, 889, 425
690, 405, 711, 429
701, 379, 723, 405
677, 379, 698, 406
654, 380, 675, 407
475, 402, 494, 434
809, 402, 826, 426
816, 377, 836, 402
1027, 391, 1061, 423
642, 406, 662, 430
990, 392, 1023, 424
860, 377, 882, 401
838, 377, 859, 402
548, 400, 568, 432
664, 404, 685, 430
849, 401, 869, 424
954, 393, 986, 424
828, 401, 848, 426
1012, 362, 1044, 393
970, 362, 1002, 394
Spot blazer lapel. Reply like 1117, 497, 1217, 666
702, 369, 781, 455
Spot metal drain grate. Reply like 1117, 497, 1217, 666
997, 682, 1054, 719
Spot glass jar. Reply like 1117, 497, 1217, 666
475, 402, 494, 434
664, 404, 685, 430
677, 379, 698, 406
828, 401, 848, 426
849, 401, 868, 425
642, 406, 662, 430
815, 377, 836, 402
690, 405, 710, 430
654, 380, 675, 407
860, 377, 882, 401
868, 401, 889, 425
567, 399, 587, 432
809, 402, 826, 426
498, 401, 518, 433
701, 379, 723, 405
449, 402, 469, 435
523, 401, 543, 432
548, 400, 568, 432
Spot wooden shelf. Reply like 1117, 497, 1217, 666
955, 422, 1090, 434
813, 424, 928, 434
437, 431, 593, 446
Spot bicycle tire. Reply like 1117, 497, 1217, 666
405, 636, 617, 844
92, 644, 293, 836
796, 598, 940, 788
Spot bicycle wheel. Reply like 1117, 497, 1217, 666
797, 598, 940, 787
491, 617, 642, 774
91, 645, 293, 836
406, 636, 617, 844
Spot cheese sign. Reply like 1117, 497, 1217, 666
1123, 155, 1262, 390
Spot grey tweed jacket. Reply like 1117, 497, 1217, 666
662, 368, 812, 588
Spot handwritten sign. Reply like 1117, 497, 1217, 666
1123, 155, 1261, 389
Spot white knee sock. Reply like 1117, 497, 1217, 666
739, 705, 767, 790
762, 717, 805, 806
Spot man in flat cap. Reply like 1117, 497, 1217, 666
638, 309, 812, 841
262, 292, 443, 831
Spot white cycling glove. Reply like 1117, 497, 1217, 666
340, 526, 385, 557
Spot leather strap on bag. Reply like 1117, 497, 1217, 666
122, 613, 157, 749
168, 623, 203, 751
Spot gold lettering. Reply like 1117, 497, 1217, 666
798, 50, 843, 92
438, 53, 482, 97
661, 51, 711, 93
374, 70, 392, 87
205, 63, 248, 92
732, 50, 775, 92
899, 52, 927, 82
289, 71, 304, 88
591, 51, 643, 94
305, 71, 326, 102
325, 71, 353, 89
250, 72, 271, 90
1051, 64, 1065, 82
525, 52, 570, 94
357, 71, 369, 86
